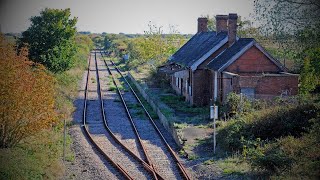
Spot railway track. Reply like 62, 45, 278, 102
82, 51, 162, 180
99, 51, 192, 180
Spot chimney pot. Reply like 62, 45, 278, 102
197, 17, 208, 33
215, 15, 228, 33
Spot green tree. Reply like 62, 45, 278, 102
21, 8, 77, 73
126, 22, 186, 70
103, 33, 129, 57
254, 0, 320, 93
92, 35, 104, 48
204, 15, 216, 31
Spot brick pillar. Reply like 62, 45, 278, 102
215, 15, 228, 33
228, 13, 238, 47
197, 17, 208, 33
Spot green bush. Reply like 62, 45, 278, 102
217, 119, 249, 151
250, 103, 320, 140
218, 103, 319, 153
226, 92, 252, 116
247, 119, 320, 178
218, 102, 320, 178
248, 142, 294, 174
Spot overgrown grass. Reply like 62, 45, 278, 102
187, 154, 199, 160
0, 128, 69, 179
160, 95, 208, 114
108, 85, 117, 91
216, 156, 251, 176
126, 78, 159, 119
173, 122, 189, 129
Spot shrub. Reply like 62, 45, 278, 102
217, 119, 249, 151
276, 119, 320, 178
226, 92, 252, 116
247, 119, 320, 177
0, 36, 57, 148
248, 142, 294, 174
218, 103, 319, 153
250, 103, 320, 140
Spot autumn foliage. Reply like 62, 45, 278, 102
0, 35, 57, 148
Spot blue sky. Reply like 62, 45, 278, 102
0, 0, 255, 34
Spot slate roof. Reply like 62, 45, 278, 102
169, 31, 227, 67
207, 38, 255, 71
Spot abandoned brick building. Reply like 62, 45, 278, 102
165, 13, 298, 106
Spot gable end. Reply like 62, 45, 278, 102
217, 41, 254, 72
219, 42, 285, 72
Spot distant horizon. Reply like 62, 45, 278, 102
0, 0, 255, 34
2, 31, 195, 36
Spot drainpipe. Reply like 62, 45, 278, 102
214, 71, 218, 102
212, 71, 219, 154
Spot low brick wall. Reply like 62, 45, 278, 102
238, 74, 299, 97
127, 73, 182, 148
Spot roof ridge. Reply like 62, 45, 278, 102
169, 31, 227, 67
187, 32, 226, 66
207, 39, 255, 71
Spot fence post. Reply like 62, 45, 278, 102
63, 119, 66, 162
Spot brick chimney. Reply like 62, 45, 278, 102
228, 13, 238, 46
197, 17, 208, 33
215, 15, 228, 33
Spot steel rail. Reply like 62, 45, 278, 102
99, 52, 162, 180
94, 51, 163, 180
101, 51, 192, 180
82, 52, 133, 180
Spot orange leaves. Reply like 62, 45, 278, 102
0, 34, 58, 148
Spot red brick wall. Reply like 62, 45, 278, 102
238, 75, 298, 98
256, 75, 298, 96
226, 46, 281, 74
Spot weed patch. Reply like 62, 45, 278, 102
126, 78, 159, 119
216, 156, 250, 176
203, 159, 215, 165
173, 123, 189, 129
187, 154, 199, 160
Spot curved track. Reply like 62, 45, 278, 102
99, 51, 192, 180
82, 51, 161, 180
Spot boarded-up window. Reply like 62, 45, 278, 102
241, 88, 255, 98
